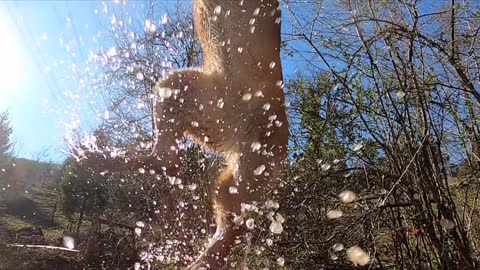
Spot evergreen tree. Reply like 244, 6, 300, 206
287, 73, 356, 170
0, 110, 13, 158
59, 157, 107, 234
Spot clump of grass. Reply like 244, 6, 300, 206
0, 214, 33, 231
42, 228, 62, 241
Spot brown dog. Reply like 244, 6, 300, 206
75, 1, 287, 269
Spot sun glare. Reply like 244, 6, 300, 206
0, 18, 24, 99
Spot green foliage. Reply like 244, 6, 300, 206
0, 214, 33, 231
59, 158, 107, 220
458, 156, 480, 177
286, 73, 358, 172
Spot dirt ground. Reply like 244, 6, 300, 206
0, 245, 82, 270
0, 190, 84, 270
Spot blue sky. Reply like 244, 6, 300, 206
0, 2, 88, 161
0, 1, 151, 162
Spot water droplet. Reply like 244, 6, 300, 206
273, 201, 280, 209
346, 245, 370, 266
276, 213, 285, 223
265, 200, 275, 209
63, 236, 75, 249
110, 15, 117, 25
250, 141, 261, 151
233, 215, 244, 226
254, 165, 266, 175
246, 218, 255, 229
352, 143, 364, 152
321, 163, 331, 171
242, 93, 252, 101
107, 47, 117, 57
149, 23, 156, 32
214, 5, 222, 15
229, 186, 238, 194
339, 190, 357, 204
217, 98, 225, 108
269, 221, 283, 234
174, 177, 182, 185
326, 209, 343, 220
161, 14, 168, 24
332, 243, 344, 252
266, 238, 273, 246
157, 87, 173, 99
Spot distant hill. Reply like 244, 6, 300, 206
0, 157, 62, 191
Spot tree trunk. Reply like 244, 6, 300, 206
50, 200, 57, 225
75, 197, 88, 237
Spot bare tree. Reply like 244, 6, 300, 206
279, 0, 480, 268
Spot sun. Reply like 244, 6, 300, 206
0, 16, 24, 99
